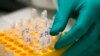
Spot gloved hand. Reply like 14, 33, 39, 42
50, 0, 100, 56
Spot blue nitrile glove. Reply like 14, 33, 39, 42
50, 0, 100, 56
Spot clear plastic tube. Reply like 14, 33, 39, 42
20, 27, 29, 37
41, 10, 48, 24
39, 32, 45, 48
11, 22, 16, 29
31, 8, 39, 19
24, 34, 32, 45
19, 19, 23, 28
45, 31, 51, 47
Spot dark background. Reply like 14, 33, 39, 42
0, 0, 26, 12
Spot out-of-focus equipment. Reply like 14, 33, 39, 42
0, 8, 72, 56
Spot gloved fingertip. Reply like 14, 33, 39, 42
50, 22, 66, 36
50, 28, 59, 36
54, 39, 64, 50
54, 42, 61, 50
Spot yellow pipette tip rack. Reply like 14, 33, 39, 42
0, 31, 72, 56
0, 9, 73, 56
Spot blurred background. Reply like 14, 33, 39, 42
0, 0, 74, 32
0, 0, 56, 30
0, 0, 56, 17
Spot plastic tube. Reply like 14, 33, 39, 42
32, 8, 39, 19
24, 34, 32, 45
